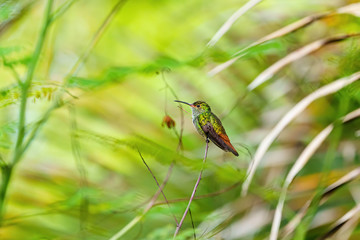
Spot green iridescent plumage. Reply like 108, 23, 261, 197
175, 100, 238, 156
194, 111, 223, 137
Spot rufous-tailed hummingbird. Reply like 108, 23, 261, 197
175, 100, 239, 156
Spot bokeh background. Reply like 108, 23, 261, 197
0, 0, 360, 239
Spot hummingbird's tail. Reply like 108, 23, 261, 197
214, 132, 239, 156
224, 140, 239, 156
207, 130, 239, 156
210, 135, 239, 156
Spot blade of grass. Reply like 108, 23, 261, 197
248, 33, 360, 90
207, 0, 263, 47
270, 125, 333, 240
270, 108, 360, 240
319, 203, 360, 240
294, 96, 351, 239
337, 2, 360, 16
208, 3, 360, 76
208, 14, 327, 76
282, 167, 360, 238
241, 71, 360, 197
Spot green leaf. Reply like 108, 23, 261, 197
106, 66, 137, 79
67, 76, 105, 89
140, 56, 183, 73
0, 46, 22, 57
3, 55, 31, 66
235, 39, 286, 57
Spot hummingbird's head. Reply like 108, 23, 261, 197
174, 100, 211, 117
191, 101, 211, 113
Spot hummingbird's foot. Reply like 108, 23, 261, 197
206, 138, 210, 143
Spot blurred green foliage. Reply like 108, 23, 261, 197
0, 0, 359, 239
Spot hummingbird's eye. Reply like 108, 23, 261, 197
196, 105, 200, 108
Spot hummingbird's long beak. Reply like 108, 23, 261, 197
174, 100, 193, 107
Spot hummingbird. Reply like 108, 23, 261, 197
175, 100, 239, 156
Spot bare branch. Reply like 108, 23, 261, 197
173, 140, 209, 238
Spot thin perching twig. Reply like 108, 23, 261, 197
173, 139, 209, 239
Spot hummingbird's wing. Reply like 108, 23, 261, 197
202, 122, 239, 156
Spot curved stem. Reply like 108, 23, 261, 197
12, 0, 53, 165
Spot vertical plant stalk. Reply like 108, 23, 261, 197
173, 140, 209, 239
0, 0, 54, 224
21, 0, 129, 156
19, 0, 129, 170
13, 0, 53, 165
